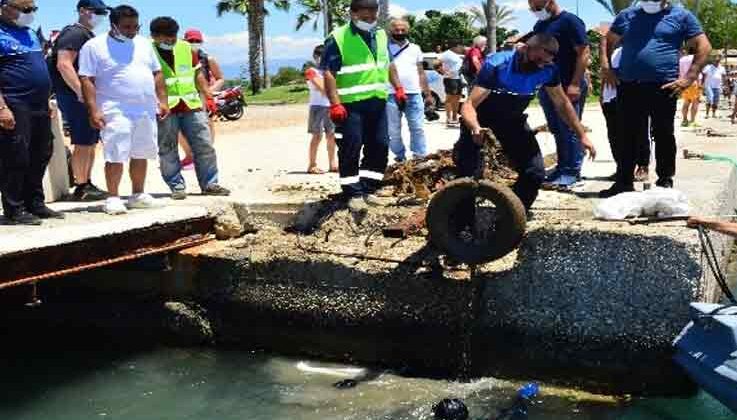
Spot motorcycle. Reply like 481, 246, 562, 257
211, 86, 246, 121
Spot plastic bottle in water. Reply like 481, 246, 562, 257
494, 383, 539, 420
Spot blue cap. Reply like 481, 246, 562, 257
518, 383, 539, 400
77, 0, 109, 13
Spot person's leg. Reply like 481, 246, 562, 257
615, 82, 648, 188
681, 99, 691, 125
386, 94, 406, 161
208, 118, 216, 143
491, 120, 545, 210
691, 97, 700, 124
308, 133, 322, 171
538, 88, 567, 180
713, 88, 721, 117
23, 111, 54, 210
406, 94, 428, 159
652, 87, 678, 186
636, 118, 651, 169
100, 112, 132, 198
0, 103, 31, 218
602, 100, 619, 165
451, 94, 461, 123
105, 162, 124, 197
157, 114, 187, 193
178, 132, 194, 162
129, 159, 147, 194
326, 132, 338, 171
180, 111, 220, 191
338, 102, 364, 197
359, 98, 389, 194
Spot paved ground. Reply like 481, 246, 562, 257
1, 99, 736, 253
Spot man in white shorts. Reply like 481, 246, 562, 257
79, 5, 169, 215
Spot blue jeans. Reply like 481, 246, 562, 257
387, 93, 427, 161
539, 80, 588, 177
157, 110, 219, 192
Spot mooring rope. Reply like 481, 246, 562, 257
697, 226, 737, 305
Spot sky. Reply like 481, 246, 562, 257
35, 0, 615, 67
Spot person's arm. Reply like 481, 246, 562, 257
389, 62, 401, 90
663, 35, 711, 93
80, 76, 105, 129
567, 45, 590, 101
323, 70, 340, 105
460, 86, 491, 145
57, 50, 83, 100
544, 84, 596, 159
600, 31, 623, 89
154, 70, 169, 120
207, 56, 225, 92
688, 217, 737, 237
417, 63, 433, 105
0, 87, 15, 130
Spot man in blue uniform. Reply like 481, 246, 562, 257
0, 0, 63, 225
455, 34, 595, 212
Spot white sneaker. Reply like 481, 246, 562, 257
127, 193, 160, 209
104, 197, 128, 215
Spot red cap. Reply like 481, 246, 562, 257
184, 29, 204, 43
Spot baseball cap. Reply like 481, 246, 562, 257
184, 29, 204, 43
350, 0, 379, 9
77, 0, 109, 13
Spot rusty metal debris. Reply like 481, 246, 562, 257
382, 209, 427, 239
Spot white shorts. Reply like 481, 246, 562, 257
101, 112, 159, 163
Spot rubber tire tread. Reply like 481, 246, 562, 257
426, 178, 527, 265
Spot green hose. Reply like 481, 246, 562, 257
702, 153, 737, 168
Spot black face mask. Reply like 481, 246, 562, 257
392, 33, 408, 42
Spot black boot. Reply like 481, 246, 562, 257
599, 183, 635, 198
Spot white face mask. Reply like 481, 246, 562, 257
189, 43, 200, 52
111, 25, 134, 43
88, 13, 104, 29
15, 12, 35, 27
641, 1, 664, 14
532, 9, 551, 20
354, 20, 377, 32
157, 42, 175, 51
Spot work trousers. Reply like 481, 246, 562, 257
0, 102, 53, 217
616, 82, 677, 186
337, 98, 389, 197
601, 99, 619, 165
453, 115, 545, 210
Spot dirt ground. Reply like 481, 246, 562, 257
214, 104, 309, 136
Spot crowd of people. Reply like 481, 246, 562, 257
0, 0, 229, 225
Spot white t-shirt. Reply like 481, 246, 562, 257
602, 47, 622, 104
702, 64, 726, 90
388, 41, 423, 94
79, 34, 162, 116
306, 68, 330, 107
438, 50, 463, 80
679, 55, 694, 80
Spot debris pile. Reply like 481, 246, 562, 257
383, 131, 518, 199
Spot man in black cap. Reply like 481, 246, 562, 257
321, 0, 404, 211
49, 0, 109, 201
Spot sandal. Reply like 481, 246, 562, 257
307, 166, 325, 175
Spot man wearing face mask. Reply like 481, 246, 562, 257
0, 0, 64, 225
599, 0, 711, 197
150, 17, 229, 201
455, 34, 596, 213
321, 0, 405, 211
50, 0, 110, 202
79, 5, 169, 215
527, 0, 589, 190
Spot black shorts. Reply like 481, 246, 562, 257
444, 78, 463, 96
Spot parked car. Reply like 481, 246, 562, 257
422, 52, 468, 111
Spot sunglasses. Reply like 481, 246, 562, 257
8, 4, 38, 13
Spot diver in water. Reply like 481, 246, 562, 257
432, 383, 539, 420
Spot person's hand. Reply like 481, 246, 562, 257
601, 67, 619, 90
687, 216, 709, 229
305, 67, 318, 81
566, 84, 581, 102
0, 107, 15, 130
661, 78, 694, 97
329, 103, 348, 123
89, 111, 106, 130
394, 86, 408, 106
580, 133, 597, 161
423, 92, 435, 107
157, 103, 170, 121
471, 127, 486, 146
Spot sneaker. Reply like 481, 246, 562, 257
72, 182, 109, 201
202, 184, 231, 196
28, 205, 65, 219
181, 157, 194, 171
543, 174, 582, 191
6, 210, 42, 225
655, 178, 674, 188
171, 189, 187, 200
599, 183, 635, 198
104, 197, 128, 215
545, 167, 563, 182
681, 120, 689, 127
127, 193, 159, 209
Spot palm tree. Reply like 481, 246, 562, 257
469, 2, 514, 29
216, 0, 288, 94
486, 0, 496, 54
593, 0, 636, 15
295, 0, 351, 37
379, 0, 389, 27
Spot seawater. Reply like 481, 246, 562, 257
0, 347, 734, 420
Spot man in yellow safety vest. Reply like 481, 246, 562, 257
150, 16, 230, 200
321, 0, 405, 211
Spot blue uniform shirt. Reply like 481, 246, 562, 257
475, 50, 560, 121
533, 11, 587, 87
0, 21, 50, 108
612, 5, 703, 83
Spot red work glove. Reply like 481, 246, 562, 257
330, 103, 348, 123
305, 67, 318, 81
394, 86, 408, 106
